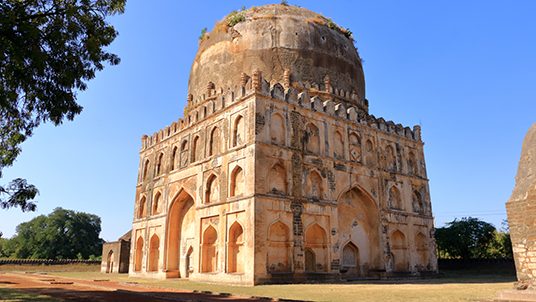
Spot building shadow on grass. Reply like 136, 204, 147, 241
7, 286, 310, 302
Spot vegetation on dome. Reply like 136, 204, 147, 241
326, 18, 354, 40
226, 9, 246, 27
198, 27, 208, 41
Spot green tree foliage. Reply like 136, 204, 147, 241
0, 0, 126, 212
435, 217, 512, 259
3, 208, 103, 259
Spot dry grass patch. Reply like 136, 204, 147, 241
46, 271, 515, 302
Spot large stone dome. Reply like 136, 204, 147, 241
188, 4, 365, 103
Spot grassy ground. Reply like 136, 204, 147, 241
51, 270, 515, 302
0, 288, 60, 302
0, 263, 100, 273
0, 265, 516, 302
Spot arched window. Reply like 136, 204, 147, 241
389, 186, 402, 210
148, 234, 160, 272
152, 192, 161, 215
385, 145, 396, 171
365, 139, 376, 167
209, 127, 222, 156
134, 236, 143, 272
415, 232, 429, 269
366, 139, 374, 152
267, 221, 291, 272
155, 153, 164, 175
230, 166, 244, 197
304, 223, 328, 272
305, 123, 320, 154
268, 163, 287, 194
408, 151, 418, 175
341, 242, 359, 273
227, 222, 244, 273
333, 131, 344, 159
201, 226, 218, 273
180, 140, 188, 168
306, 170, 323, 200
138, 196, 146, 219
142, 159, 150, 181
391, 230, 408, 272
232, 115, 245, 147
170, 146, 178, 171
412, 190, 424, 214
191, 136, 200, 162
205, 174, 219, 204
270, 113, 285, 145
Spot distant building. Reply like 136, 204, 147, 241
101, 230, 131, 274
128, 4, 437, 285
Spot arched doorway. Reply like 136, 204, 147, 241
415, 232, 429, 270
166, 190, 195, 278
391, 230, 408, 272
227, 222, 244, 273
341, 242, 360, 275
106, 250, 114, 273
134, 236, 143, 272
185, 246, 193, 278
201, 225, 218, 272
148, 234, 160, 272
304, 248, 316, 272
304, 223, 328, 272
267, 221, 291, 273
337, 187, 381, 273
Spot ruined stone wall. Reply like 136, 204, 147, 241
101, 240, 130, 274
506, 124, 536, 287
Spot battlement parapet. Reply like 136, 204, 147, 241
140, 70, 421, 151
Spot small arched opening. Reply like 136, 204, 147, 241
227, 222, 244, 273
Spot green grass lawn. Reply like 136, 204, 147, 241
0, 288, 60, 302
0, 263, 100, 273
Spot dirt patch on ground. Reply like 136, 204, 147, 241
0, 272, 287, 302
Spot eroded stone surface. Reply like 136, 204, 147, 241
506, 124, 536, 287
102, 4, 438, 285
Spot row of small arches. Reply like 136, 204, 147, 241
388, 186, 427, 214
141, 114, 246, 181
270, 112, 420, 174
136, 165, 245, 219
133, 221, 245, 274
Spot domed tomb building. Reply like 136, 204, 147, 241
128, 4, 437, 285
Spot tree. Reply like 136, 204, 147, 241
435, 217, 497, 259
7, 207, 103, 259
0, 0, 126, 212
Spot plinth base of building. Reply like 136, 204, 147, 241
497, 289, 536, 301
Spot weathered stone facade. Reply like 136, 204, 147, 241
506, 124, 536, 288
101, 231, 131, 274
127, 4, 437, 285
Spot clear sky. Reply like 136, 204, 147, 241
1, 1, 535, 241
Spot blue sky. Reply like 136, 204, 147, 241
1, 1, 535, 241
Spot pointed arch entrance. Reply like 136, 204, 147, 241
341, 242, 360, 275
337, 187, 381, 273
165, 189, 195, 278
106, 250, 114, 273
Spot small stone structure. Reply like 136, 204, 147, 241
127, 4, 437, 285
506, 124, 536, 287
101, 230, 131, 274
